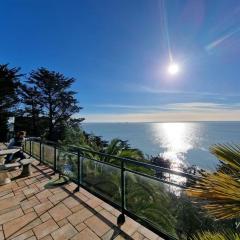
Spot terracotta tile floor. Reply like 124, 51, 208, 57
0, 160, 163, 240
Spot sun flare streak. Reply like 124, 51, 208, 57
206, 27, 240, 51
159, 0, 173, 62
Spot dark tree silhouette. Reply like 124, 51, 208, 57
0, 64, 22, 141
19, 84, 43, 136
28, 68, 81, 140
150, 155, 171, 179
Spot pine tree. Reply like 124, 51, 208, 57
19, 84, 43, 136
0, 64, 22, 141
28, 67, 81, 140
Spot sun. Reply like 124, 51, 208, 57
167, 62, 180, 75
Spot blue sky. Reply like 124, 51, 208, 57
1, 0, 240, 122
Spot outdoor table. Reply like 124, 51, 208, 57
0, 148, 21, 156
0, 149, 21, 165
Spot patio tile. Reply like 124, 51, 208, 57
3, 212, 37, 238
0, 205, 19, 216
64, 182, 77, 192
49, 203, 72, 222
35, 189, 53, 200
17, 180, 27, 188
11, 230, 34, 240
114, 234, 128, 240
0, 194, 24, 211
0, 192, 14, 200
99, 209, 117, 225
51, 223, 78, 240
0, 231, 4, 240
23, 187, 38, 197
62, 196, 80, 209
26, 236, 37, 240
94, 206, 103, 213
41, 234, 54, 240
132, 231, 145, 240
86, 197, 103, 209
10, 182, 19, 190
68, 208, 94, 226
0, 208, 23, 224
0, 183, 12, 192
21, 196, 40, 210
74, 191, 89, 202
138, 226, 163, 240
0, 189, 12, 197
70, 204, 84, 213
57, 218, 68, 227
48, 191, 68, 204
75, 222, 87, 232
35, 180, 50, 190
102, 228, 126, 240
33, 219, 59, 239
40, 212, 52, 222
101, 228, 115, 240
9, 218, 42, 239
121, 217, 140, 236
85, 215, 112, 237
101, 202, 115, 212
80, 189, 95, 199
24, 207, 35, 214
71, 228, 100, 240
34, 200, 53, 215
24, 177, 38, 186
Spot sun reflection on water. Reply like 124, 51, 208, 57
152, 122, 198, 166
151, 122, 200, 188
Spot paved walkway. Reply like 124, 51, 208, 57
0, 160, 163, 240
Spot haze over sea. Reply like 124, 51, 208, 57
83, 121, 240, 170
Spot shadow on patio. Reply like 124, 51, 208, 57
0, 160, 162, 240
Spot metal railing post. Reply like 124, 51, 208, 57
80, 154, 83, 185
24, 140, 26, 152
54, 145, 57, 173
74, 149, 81, 192
39, 141, 42, 164
117, 159, 126, 226
29, 140, 32, 157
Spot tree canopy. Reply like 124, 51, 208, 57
0, 64, 81, 141
19, 84, 43, 136
0, 64, 22, 141
26, 67, 81, 140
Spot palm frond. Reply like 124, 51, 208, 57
118, 149, 144, 160
187, 144, 240, 220
210, 144, 240, 174
187, 172, 240, 219
192, 231, 240, 240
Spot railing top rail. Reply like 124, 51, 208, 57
26, 138, 198, 180
68, 145, 198, 180
26, 139, 198, 180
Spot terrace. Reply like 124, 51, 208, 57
0, 140, 196, 240
0, 159, 163, 239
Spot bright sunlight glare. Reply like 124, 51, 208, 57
167, 63, 180, 75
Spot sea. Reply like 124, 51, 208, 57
82, 122, 240, 170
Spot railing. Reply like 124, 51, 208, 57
23, 138, 198, 240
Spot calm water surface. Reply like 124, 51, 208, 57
82, 122, 240, 170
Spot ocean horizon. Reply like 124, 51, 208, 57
82, 121, 240, 170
